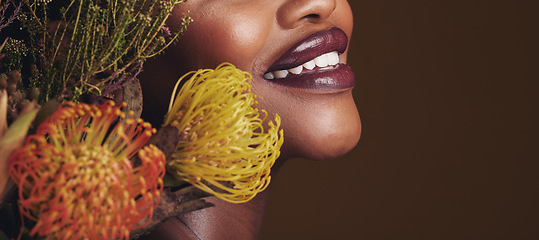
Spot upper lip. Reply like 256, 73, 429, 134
266, 27, 349, 73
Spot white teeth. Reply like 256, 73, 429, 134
328, 52, 340, 65
263, 72, 274, 80
314, 51, 339, 68
273, 70, 288, 79
264, 51, 340, 79
314, 53, 329, 67
288, 65, 303, 74
303, 60, 315, 70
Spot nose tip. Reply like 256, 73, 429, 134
277, 0, 337, 29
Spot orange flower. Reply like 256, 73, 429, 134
8, 101, 165, 240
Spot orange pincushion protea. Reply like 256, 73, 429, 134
8, 101, 165, 240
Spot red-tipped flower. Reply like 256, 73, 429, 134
8, 101, 165, 239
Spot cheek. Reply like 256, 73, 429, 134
173, 5, 272, 71
336, 0, 354, 33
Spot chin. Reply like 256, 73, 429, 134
302, 124, 360, 161
280, 108, 361, 161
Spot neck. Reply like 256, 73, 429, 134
180, 189, 271, 239
142, 189, 271, 240
143, 161, 286, 240
178, 160, 289, 239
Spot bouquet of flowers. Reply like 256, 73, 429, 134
0, 1, 283, 239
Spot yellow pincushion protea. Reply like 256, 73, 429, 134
8, 101, 166, 239
164, 63, 283, 203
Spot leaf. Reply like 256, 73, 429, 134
32, 99, 60, 129
122, 78, 143, 119
0, 109, 38, 146
0, 108, 38, 202
163, 173, 185, 188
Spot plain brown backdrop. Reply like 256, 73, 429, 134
260, 1, 538, 239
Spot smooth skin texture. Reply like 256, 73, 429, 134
139, 0, 360, 239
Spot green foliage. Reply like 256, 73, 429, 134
0, 38, 27, 72
1, 0, 191, 103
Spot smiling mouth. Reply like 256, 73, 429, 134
263, 28, 355, 90
263, 51, 340, 79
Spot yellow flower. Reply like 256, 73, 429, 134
164, 63, 283, 203
8, 101, 166, 239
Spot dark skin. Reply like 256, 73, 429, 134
139, 0, 359, 239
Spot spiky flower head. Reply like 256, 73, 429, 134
8, 101, 166, 239
164, 63, 284, 203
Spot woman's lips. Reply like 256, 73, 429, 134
263, 27, 355, 90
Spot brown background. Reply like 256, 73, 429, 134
260, 1, 538, 239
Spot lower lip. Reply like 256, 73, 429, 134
266, 64, 355, 91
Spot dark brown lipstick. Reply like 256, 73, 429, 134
265, 28, 355, 90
